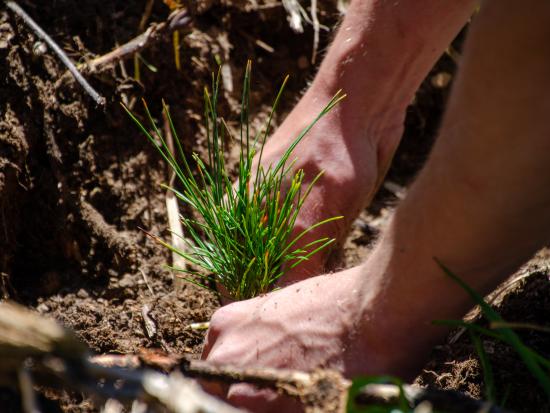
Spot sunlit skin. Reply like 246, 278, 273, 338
202, 1, 550, 411
255, 0, 477, 285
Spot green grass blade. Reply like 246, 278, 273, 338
470, 331, 496, 403
435, 258, 550, 397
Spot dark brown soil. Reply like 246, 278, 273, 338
416, 252, 550, 413
1, 1, 549, 412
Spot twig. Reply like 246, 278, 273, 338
139, 0, 155, 32
18, 368, 41, 413
0, 302, 244, 413
255, 3, 284, 10
282, 0, 305, 33
182, 360, 350, 412
310, 0, 320, 64
86, 9, 191, 73
183, 360, 314, 391
187, 321, 210, 331
89, 354, 511, 413
139, 269, 155, 296
143, 371, 244, 413
141, 304, 157, 339
5, 1, 106, 107
237, 29, 275, 53
163, 108, 187, 291
94, 354, 348, 412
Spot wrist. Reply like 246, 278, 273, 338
294, 81, 407, 153
340, 261, 439, 378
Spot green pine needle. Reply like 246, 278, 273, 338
124, 61, 344, 300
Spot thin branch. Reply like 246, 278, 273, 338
139, 0, 155, 32
182, 360, 350, 413
0, 302, 244, 413
163, 108, 188, 291
92, 355, 350, 413
310, 0, 319, 64
282, 0, 304, 33
5, 1, 106, 107
85, 9, 191, 73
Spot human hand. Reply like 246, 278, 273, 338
256, 90, 404, 285
202, 264, 424, 412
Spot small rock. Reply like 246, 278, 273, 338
431, 71, 452, 89
77, 288, 89, 299
119, 273, 134, 289
33, 41, 47, 56
36, 303, 49, 313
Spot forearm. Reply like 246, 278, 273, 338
267, 1, 475, 283
303, 0, 476, 135
363, 0, 550, 350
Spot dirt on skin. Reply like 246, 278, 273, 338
1, 1, 549, 412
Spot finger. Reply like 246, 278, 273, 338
227, 383, 304, 413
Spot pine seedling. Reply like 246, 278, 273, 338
124, 61, 344, 300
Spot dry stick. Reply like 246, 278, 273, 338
18, 368, 41, 413
91, 355, 349, 412
5, 1, 106, 107
89, 354, 511, 412
282, 0, 305, 33
181, 360, 509, 413
183, 360, 315, 392
0, 302, 244, 413
139, 0, 156, 32
163, 109, 187, 292
237, 29, 275, 54
310, 0, 320, 64
86, 9, 191, 73
91, 354, 337, 397
183, 360, 350, 413
142, 370, 245, 413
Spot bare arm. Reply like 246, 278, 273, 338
263, 0, 476, 283
365, 0, 550, 364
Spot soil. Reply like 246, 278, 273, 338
1, 1, 549, 412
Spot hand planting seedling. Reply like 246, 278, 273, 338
124, 61, 344, 300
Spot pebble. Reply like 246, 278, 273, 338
36, 303, 49, 313
77, 288, 89, 299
